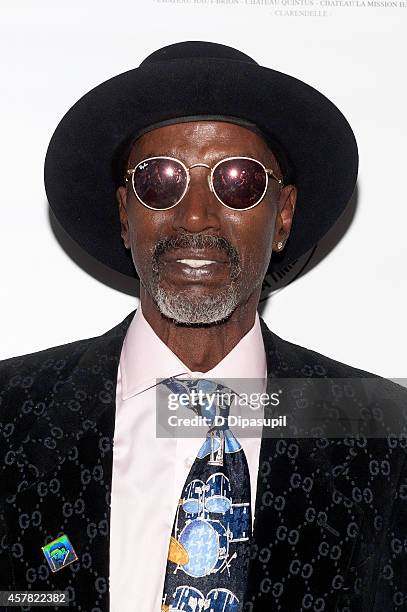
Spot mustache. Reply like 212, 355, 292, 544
152, 233, 241, 272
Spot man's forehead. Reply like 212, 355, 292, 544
128, 117, 281, 164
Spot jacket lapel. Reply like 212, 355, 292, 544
3, 312, 133, 611
244, 320, 368, 610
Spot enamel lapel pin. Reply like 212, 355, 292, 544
41, 535, 78, 573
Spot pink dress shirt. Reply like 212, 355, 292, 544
109, 306, 267, 611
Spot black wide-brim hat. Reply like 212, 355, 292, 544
44, 41, 358, 279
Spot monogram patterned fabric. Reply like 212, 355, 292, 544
0, 310, 406, 611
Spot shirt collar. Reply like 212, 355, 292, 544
120, 305, 267, 400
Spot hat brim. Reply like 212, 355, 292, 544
44, 57, 358, 280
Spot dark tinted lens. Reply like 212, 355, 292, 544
212, 158, 267, 210
133, 158, 187, 209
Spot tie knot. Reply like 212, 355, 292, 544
163, 377, 235, 423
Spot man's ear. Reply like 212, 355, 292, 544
116, 186, 131, 249
272, 184, 297, 252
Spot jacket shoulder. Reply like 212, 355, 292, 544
0, 336, 97, 429
260, 317, 407, 399
0, 336, 95, 381
261, 316, 377, 377
0, 312, 134, 425
0, 310, 135, 383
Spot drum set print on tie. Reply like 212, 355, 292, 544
161, 378, 252, 612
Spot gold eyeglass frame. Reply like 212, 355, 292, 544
125, 155, 284, 212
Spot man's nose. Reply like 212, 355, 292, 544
171, 167, 221, 234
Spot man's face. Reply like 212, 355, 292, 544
116, 121, 296, 325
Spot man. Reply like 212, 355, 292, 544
0, 41, 406, 612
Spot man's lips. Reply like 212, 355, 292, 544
175, 259, 217, 268
157, 249, 231, 282
159, 249, 229, 267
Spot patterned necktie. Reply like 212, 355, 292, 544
161, 377, 252, 612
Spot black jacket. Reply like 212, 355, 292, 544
0, 311, 406, 611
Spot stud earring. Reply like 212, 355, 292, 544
277, 241, 284, 251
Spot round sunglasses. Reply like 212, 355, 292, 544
125, 156, 284, 211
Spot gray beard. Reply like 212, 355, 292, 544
153, 283, 240, 325
146, 232, 244, 326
